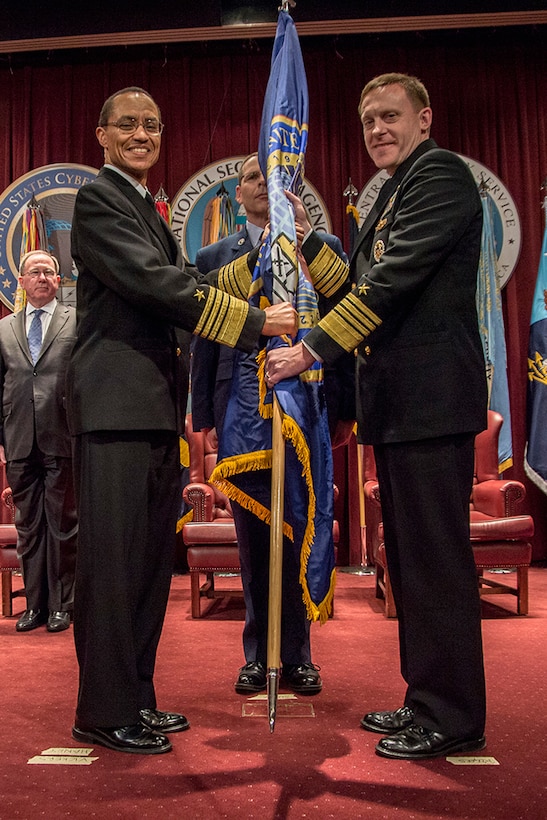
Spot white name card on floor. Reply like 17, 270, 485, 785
447, 756, 499, 765
27, 747, 98, 765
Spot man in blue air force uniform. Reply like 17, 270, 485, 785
192, 152, 354, 695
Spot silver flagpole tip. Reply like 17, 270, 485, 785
267, 667, 279, 733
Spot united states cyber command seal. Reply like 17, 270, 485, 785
0, 163, 98, 310
170, 156, 333, 264
354, 155, 521, 288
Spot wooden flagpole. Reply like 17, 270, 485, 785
266, 0, 298, 735
267, 392, 285, 732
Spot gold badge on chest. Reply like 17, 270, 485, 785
373, 239, 385, 262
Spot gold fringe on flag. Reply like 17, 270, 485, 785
210, 348, 335, 623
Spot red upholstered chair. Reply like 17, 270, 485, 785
469, 410, 533, 615
182, 415, 242, 618
0, 486, 24, 617
364, 410, 534, 618
362, 450, 397, 618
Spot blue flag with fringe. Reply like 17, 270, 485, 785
210, 9, 335, 622
525, 220, 547, 494
476, 190, 513, 471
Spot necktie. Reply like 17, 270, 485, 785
145, 191, 156, 208
28, 309, 44, 364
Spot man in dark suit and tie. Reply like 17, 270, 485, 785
0, 249, 77, 633
266, 73, 488, 760
68, 87, 297, 755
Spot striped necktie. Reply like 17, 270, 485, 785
28, 309, 44, 363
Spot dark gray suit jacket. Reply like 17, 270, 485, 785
0, 302, 76, 460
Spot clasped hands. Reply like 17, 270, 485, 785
262, 189, 315, 385
264, 342, 314, 387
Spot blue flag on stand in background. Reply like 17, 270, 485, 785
211, 9, 336, 622
525, 217, 547, 494
477, 187, 513, 471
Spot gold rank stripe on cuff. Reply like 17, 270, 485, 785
217, 256, 252, 300
193, 287, 250, 347
318, 291, 381, 352
309, 243, 349, 298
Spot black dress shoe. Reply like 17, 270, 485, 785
72, 723, 172, 754
282, 663, 322, 695
361, 705, 415, 734
47, 611, 71, 632
16, 609, 47, 632
139, 708, 190, 733
375, 724, 486, 760
235, 661, 267, 693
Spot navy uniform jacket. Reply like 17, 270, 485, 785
68, 168, 267, 437
301, 139, 488, 444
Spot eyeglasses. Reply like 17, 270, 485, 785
23, 268, 58, 279
104, 117, 164, 135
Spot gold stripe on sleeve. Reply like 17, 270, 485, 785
194, 287, 250, 347
308, 243, 349, 298
217, 256, 252, 300
318, 291, 381, 352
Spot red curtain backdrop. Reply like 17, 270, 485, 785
1, 26, 545, 556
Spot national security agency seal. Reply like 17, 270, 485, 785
170, 156, 333, 264
0, 163, 98, 310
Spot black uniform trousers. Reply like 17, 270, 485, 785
72, 430, 180, 727
373, 432, 486, 740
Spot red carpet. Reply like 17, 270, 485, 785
1, 567, 546, 819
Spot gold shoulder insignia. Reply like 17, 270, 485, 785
218, 256, 252, 299
373, 240, 385, 263
194, 288, 249, 347
307, 242, 348, 298
375, 218, 387, 232
318, 291, 381, 352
